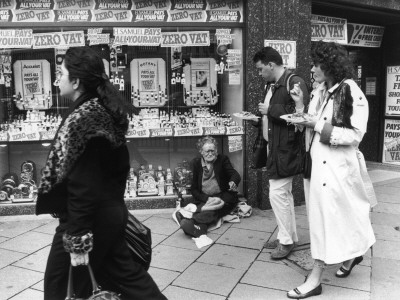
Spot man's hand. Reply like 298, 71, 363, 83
229, 181, 238, 192
258, 102, 268, 115
70, 253, 89, 266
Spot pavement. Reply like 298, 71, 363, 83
1, 163, 400, 300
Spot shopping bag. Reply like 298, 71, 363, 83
125, 212, 152, 271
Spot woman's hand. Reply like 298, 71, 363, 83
70, 253, 89, 266
228, 181, 238, 192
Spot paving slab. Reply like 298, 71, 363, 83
197, 244, 259, 270
143, 216, 180, 235
151, 244, 202, 272
216, 227, 266, 250
374, 186, 400, 196
31, 280, 44, 292
257, 249, 286, 265
241, 260, 303, 291
152, 233, 169, 248
294, 205, 308, 216
373, 202, 400, 215
173, 262, 245, 296
0, 248, 27, 269
314, 285, 370, 300
368, 169, 400, 184
371, 257, 400, 300
373, 239, 400, 260
0, 219, 53, 239
161, 229, 218, 252
0, 231, 52, 254
372, 212, 400, 227
229, 283, 289, 300
31, 220, 58, 235
163, 286, 225, 300
321, 264, 371, 292
373, 223, 400, 242
0, 236, 9, 243
12, 245, 50, 273
8, 288, 43, 300
295, 213, 309, 230
376, 192, 400, 204
208, 222, 233, 235
231, 210, 277, 233
148, 267, 180, 291
0, 266, 43, 300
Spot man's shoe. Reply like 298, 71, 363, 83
264, 239, 279, 249
271, 243, 295, 260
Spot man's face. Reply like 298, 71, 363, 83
255, 61, 274, 82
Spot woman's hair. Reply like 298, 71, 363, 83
196, 136, 218, 152
64, 46, 132, 115
311, 41, 355, 83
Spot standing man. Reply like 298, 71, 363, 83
252, 46, 309, 259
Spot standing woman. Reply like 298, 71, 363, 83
36, 47, 166, 300
287, 41, 376, 299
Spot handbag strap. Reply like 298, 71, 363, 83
66, 263, 101, 300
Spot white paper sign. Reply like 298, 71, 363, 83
348, 23, 384, 47
386, 66, 400, 116
311, 14, 347, 44
264, 40, 296, 69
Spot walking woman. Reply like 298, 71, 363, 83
287, 41, 376, 299
36, 47, 166, 300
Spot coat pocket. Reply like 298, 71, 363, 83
276, 145, 303, 177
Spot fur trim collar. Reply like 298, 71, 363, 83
38, 98, 127, 194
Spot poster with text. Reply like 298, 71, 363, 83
383, 119, 400, 165
348, 23, 384, 47
264, 40, 296, 69
311, 14, 347, 44
386, 66, 400, 116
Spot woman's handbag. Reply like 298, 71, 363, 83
125, 212, 152, 271
303, 132, 315, 179
252, 126, 268, 169
66, 264, 121, 300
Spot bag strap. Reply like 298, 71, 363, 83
66, 263, 101, 300
286, 73, 296, 95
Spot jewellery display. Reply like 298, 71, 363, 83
124, 161, 192, 199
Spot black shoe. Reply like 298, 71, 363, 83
287, 284, 322, 299
335, 256, 363, 278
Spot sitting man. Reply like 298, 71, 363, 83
173, 136, 241, 237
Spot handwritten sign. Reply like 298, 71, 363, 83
33, 31, 84, 49
311, 14, 347, 44
226, 126, 243, 135
150, 128, 173, 137
228, 135, 242, 152
113, 27, 161, 46
0, 29, 33, 48
126, 128, 150, 138
386, 66, 400, 116
348, 23, 384, 47
264, 40, 296, 69
161, 31, 209, 47
203, 127, 225, 135
383, 119, 400, 165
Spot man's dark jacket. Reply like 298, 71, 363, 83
255, 70, 309, 179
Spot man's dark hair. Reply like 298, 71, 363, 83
253, 47, 283, 66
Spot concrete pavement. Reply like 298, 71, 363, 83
0, 164, 400, 300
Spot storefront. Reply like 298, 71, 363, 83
1, 0, 400, 213
0, 0, 246, 210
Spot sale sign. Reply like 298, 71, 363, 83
161, 31, 209, 47
32, 31, 84, 49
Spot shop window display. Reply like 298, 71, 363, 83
0, 27, 244, 205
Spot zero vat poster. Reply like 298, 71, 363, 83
383, 119, 400, 165
386, 66, 400, 116
311, 14, 347, 44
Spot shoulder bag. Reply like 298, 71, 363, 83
125, 212, 152, 271
66, 264, 121, 300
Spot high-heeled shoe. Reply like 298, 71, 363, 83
335, 256, 363, 278
287, 284, 322, 299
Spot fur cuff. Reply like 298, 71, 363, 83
63, 232, 93, 254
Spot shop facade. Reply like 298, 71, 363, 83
1, 0, 400, 213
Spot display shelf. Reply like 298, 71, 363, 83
0, 194, 194, 216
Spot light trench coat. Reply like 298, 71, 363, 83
304, 79, 376, 264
